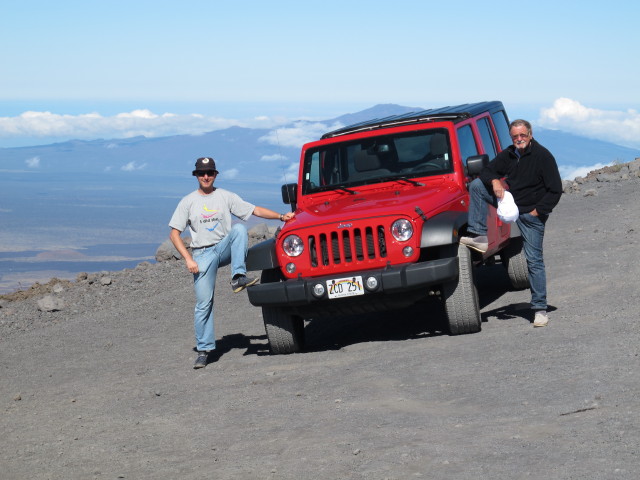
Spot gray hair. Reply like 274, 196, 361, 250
509, 119, 532, 135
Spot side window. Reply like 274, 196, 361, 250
491, 110, 512, 149
456, 125, 478, 163
477, 117, 497, 158
306, 151, 320, 188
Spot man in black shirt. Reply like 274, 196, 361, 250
460, 119, 562, 327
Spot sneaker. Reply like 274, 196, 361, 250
460, 235, 488, 253
533, 310, 549, 327
230, 275, 258, 293
194, 351, 208, 369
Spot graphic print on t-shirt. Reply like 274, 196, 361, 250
200, 203, 220, 232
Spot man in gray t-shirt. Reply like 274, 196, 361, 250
169, 157, 294, 369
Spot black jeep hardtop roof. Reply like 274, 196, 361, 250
321, 101, 505, 139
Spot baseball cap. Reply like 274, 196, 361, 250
497, 190, 520, 223
192, 157, 219, 176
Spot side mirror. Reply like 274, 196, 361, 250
281, 183, 297, 210
466, 154, 489, 177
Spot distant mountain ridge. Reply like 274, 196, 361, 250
2, 103, 639, 294
2, 104, 639, 184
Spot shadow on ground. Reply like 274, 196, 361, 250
225, 264, 537, 357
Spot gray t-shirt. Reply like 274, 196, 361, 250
169, 188, 255, 248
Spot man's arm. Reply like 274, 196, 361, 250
253, 206, 294, 222
535, 154, 563, 216
169, 228, 199, 274
491, 179, 507, 199
480, 150, 510, 199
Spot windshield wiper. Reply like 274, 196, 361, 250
377, 175, 424, 187
396, 176, 424, 186
334, 185, 358, 195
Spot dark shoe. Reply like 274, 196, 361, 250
230, 275, 258, 293
194, 351, 208, 369
460, 235, 488, 253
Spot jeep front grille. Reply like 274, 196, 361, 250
308, 225, 387, 267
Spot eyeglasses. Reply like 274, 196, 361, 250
511, 133, 530, 140
196, 171, 217, 177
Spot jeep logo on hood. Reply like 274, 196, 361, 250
337, 223, 352, 229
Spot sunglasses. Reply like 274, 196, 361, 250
196, 171, 217, 177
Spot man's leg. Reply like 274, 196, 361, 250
192, 247, 219, 354
215, 223, 258, 292
460, 178, 497, 252
516, 213, 549, 325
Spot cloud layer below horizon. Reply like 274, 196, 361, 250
0, 109, 287, 145
538, 98, 640, 149
2, 99, 639, 150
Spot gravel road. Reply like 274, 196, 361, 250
1, 176, 639, 480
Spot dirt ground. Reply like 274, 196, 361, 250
1, 177, 639, 480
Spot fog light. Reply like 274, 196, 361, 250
403, 246, 414, 257
286, 263, 296, 274
312, 283, 325, 297
365, 276, 379, 291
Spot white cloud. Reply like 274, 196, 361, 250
224, 168, 239, 179
559, 162, 612, 181
259, 121, 344, 149
279, 163, 299, 183
0, 110, 290, 143
121, 161, 147, 172
260, 153, 288, 162
539, 98, 640, 149
25, 156, 40, 168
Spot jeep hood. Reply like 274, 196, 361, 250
288, 183, 462, 229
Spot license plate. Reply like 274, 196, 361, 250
326, 276, 365, 299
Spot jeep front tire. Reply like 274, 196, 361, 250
260, 269, 305, 354
443, 244, 481, 335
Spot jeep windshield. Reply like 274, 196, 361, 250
302, 129, 453, 194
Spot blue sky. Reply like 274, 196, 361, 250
1, 0, 639, 149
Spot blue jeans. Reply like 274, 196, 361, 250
467, 178, 548, 310
517, 212, 548, 310
467, 178, 497, 236
191, 223, 248, 351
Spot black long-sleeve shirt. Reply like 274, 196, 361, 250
479, 138, 562, 215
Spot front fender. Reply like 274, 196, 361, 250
420, 211, 468, 248
247, 238, 278, 271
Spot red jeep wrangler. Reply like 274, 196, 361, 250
247, 101, 528, 354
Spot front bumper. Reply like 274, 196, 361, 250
247, 257, 458, 308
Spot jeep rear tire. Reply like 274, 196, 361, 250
443, 244, 481, 335
260, 269, 305, 354
500, 237, 530, 289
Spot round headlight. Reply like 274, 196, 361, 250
282, 234, 304, 257
391, 219, 413, 242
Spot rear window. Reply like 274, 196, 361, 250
491, 110, 512, 149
